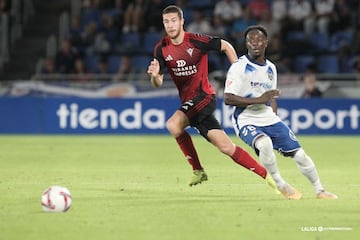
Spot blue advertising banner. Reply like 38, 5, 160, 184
0, 97, 359, 134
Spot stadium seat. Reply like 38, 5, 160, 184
294, 55, 315, 73
330, 30, 353, 52
311, 32, 330, 53
143, 31, 162, 54
84, 55, 100, 72
188, 0, 214, 10
132, 55, 151, 73
163, 0, 176, 5
239, 0, 252, 6
286, 31, 306, 43
317, 55, 339, 74
342, 55, 359, 73
119, 32, 141, 53
82, 9, 102, 28
105, 8, 122, 18
208, 52, 222, 72
107, 55, 121, 73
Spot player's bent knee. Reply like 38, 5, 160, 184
166, 120, 182, 137
293, 148, 314, 168
294, 148, 306, 159
255, 136, 273, 157
165, 119, 173, 131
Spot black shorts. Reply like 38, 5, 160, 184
179, 93, 222, 141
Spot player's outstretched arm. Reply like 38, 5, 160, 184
220, 39, 238, 64
147, 58, 164, 88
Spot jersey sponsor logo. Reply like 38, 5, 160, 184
176, 60, 186, 67
250, 81, 272, 89
172, 61, 198, 76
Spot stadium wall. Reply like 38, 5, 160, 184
0, 97, 359, 135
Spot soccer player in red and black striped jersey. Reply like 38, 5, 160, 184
147, 5, 277, 190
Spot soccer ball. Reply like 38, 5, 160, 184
41, 186, 72, 212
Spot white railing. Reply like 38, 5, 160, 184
18, 72, 360, 99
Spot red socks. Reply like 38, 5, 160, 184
231, 146, 267, 178
175, 131, 203, 170
175, 132, 267, 178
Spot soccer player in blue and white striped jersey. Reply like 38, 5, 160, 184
224, 25, 337, 199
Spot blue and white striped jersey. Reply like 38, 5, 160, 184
224, 54, 280, 129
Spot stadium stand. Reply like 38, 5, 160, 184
1, 0, 360, 81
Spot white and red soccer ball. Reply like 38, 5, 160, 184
41, 186, 72, 212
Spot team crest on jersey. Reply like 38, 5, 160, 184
187, 48, 194, 57
165, 54, 173, 61
267, 67, 274, 81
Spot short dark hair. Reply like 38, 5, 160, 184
162, 5, 183, 19
244, 25, 268, 39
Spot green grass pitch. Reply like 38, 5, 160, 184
0, 135, 359, 240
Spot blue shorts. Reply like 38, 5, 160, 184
239, 121, 301, 156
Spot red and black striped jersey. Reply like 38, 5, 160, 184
153, 32, 221, 102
